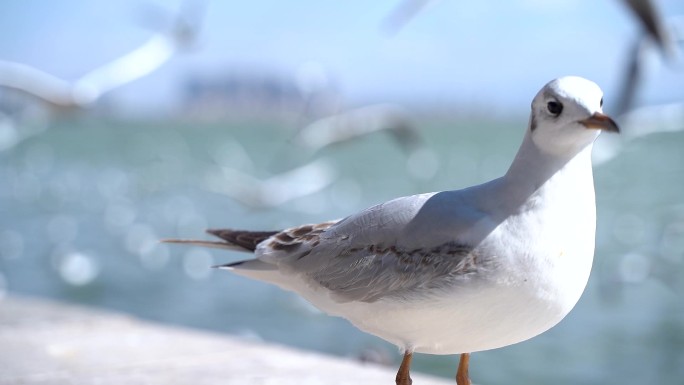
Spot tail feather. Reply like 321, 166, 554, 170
162, 229, 279, 253
165, 228, 301, 289
214, 259, 292, 290
160, 238, 249, 252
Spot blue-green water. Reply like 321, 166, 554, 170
1, 116, 683, 384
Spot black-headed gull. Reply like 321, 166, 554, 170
166, 76, 619, 385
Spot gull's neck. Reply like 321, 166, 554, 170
496, 130, 595, 211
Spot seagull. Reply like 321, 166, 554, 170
0, 0, 204, 108
380, 0, 438, 35
622, 0, 675, 58
203, 159, 337, 209
0, 36, 180, 108
291, 104, 424, 156
612, 14, 684, 117
164, 76, 619, 385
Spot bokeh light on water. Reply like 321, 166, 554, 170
55, 250, 100, 286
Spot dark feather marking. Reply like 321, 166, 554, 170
275, 232, 295, 243
270, 241, 301, 252
207, 229, 279, 252
292, 225, 313, 237
297, 249, 313, 260
267, 221, 337, 260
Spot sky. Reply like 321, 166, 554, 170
1, 0, 683, 116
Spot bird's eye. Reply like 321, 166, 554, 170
547, 100, 563, 116
600, 97, 604, 108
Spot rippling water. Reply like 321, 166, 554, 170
1, 116, 683, 384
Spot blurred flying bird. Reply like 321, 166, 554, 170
381, 0, 438, 35
381, 0, 675, 43
612, 0, 684, 117
0, 0, 205, 108
622, 0, 676, 58
203, 159, 337, 209
136, 0, 208, 50
291, 104, 424, 156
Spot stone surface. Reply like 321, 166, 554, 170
0, 295, 452, 385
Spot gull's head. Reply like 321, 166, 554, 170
529, 76, 619, 156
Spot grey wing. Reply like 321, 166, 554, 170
271, 191, 492, 303
308, 241, 480, 303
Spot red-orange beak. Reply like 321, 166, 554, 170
579, 112, 620, 133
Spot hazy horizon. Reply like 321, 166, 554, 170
1, 0, 683, 118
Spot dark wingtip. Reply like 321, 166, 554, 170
205, 229, 280, 252
205, 228, 227, 236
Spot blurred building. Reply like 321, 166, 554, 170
181, 70, 339, 121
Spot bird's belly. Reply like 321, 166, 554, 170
331, 272, 588, 355
288, 222, 594, 354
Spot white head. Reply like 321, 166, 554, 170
529, 76, 619, 156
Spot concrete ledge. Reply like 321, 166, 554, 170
0, 295, 452, 385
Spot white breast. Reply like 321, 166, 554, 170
317, 171, 597, 355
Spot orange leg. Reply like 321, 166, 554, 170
396, 350, 413, 385
456, 353, 472, 385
